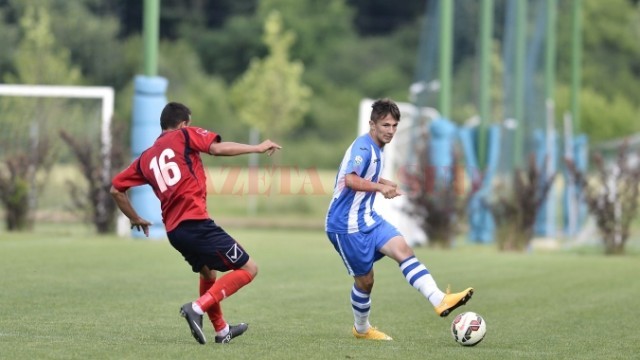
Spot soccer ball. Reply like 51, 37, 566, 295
451, 311, 487, 346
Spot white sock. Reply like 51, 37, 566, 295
191, 302, 205, 315
351, 285, 371, 333
217, 324, 229, 337
400, 256, 445, 306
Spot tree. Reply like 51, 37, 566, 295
4, 5, 81, 85
59, 123, 127, 234
229, 10, 311, 140
556, 0, 640, 142
405, 135, 468, 248
487, 155, 556, 252
0, 4, 82, 231
346, 0, 425, 36
180, 15, 266, 83
0, 5, 18, 78
257, 0, 355, 67
565, 143, 640, 255
554, 85, 640, 143
47, 1, 130, 89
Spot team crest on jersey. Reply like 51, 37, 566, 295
354, 155, 363, 165
196, 128, 209, 135
226, 244, 244, 263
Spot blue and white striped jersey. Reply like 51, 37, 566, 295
325, 133, 385, 234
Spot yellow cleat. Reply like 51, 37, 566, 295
434, 287, 474, 317
352, 326, 393, 341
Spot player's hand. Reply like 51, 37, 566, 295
130, 217, 152, 237
257, 140, 282, 156
380, 184, 402, 199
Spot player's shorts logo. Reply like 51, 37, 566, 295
226, 244, 244, 263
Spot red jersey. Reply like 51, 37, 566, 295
112, 126, 220, 232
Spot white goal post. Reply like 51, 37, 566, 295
0, 84, 115, 196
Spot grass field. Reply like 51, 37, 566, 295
35, 165, 337, 228
1, 226, 640, 360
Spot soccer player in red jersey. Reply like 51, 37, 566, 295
111, 102, 281, 345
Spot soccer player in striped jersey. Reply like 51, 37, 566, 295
111, 102, 281, 345
325, 98, 473, 341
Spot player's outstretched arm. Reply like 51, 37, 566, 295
209, 140, 282, 157
110, 186, 152, 237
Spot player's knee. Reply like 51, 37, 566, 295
394, 241, 415, 261
355, 277, 374, 292
199, 267, 216, 280
361, 280, 374, 292
242, 259, 259, 279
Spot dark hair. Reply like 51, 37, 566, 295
160, 102, 191, 130
370, 98, 401, 123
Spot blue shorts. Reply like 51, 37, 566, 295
167, 219, 250, 273
326, 220, 401, 276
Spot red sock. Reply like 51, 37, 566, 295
196, 269, 253, 312
199, 278, 226, 332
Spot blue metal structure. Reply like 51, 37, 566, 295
129, 76, 168, 238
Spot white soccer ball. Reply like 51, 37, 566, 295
451, 311, 487, 346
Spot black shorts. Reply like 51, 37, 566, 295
167, 219, 250, 273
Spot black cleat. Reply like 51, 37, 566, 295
180, 303, 206, 344
215, 323, 249, 344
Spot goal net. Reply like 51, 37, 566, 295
0, 84, 114, 231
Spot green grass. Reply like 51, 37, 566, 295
35, 165, 336, 227
1, 227, 640, 359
